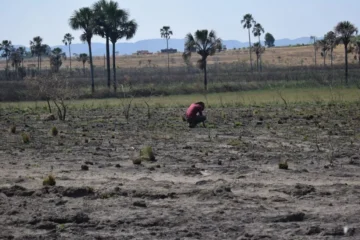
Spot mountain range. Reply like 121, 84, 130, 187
12, 36, 316, 57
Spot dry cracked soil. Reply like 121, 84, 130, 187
1, 103, 360, 240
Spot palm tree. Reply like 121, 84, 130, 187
241, 14, 255, 71
77, 53, 89, 74
109, 9, 137, 93
335, 21, 358, 84
17, 47, 26, 67
324, 31, 338, 68
317, 39, 329, 67
0, 40, 13, 78
30, 36, 48, 71
252, 43, 265, 70
351, 36, 360, 65
69, 7, 96, 93
9, 47, 21, 78
252, 23, 265, 71
49, 47, 66, 72
183, 29, 222, 91
62, 33, 75, 72
93, 0, 118, 89
310, 36, 319, 66
160, 26, 173, 73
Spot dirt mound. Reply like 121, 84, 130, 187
0, 185, 35, 197
197, 184, 234, 200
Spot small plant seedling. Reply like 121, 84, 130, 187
57, 224, 65, 232
140, 146, 156, 161
51, 126, 58, 136
279, 160, 289, 170
21, 133, 30, 144
43, 174, 56, 186
9, 125, 16, 134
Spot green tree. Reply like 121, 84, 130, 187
335, 21, 358, 84
109, 8, 137, 92
241, 14, 255, 71
69, 7, 96, 93
93, 0, 117, 89
324, 31, 338, 68
252, 23, 265, 71
77, 53, 89, 73
264, 33, 275, 47
0, 40, 13, 78
62, 33, 75, 72
183, 29, 222, 90
50, 47, 66, 72
160, 26, 173, 73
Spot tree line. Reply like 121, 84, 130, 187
0, 3, 358, 91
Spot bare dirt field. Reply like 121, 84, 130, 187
1, 102, 360, 239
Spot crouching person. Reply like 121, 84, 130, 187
184, 102, 206, 128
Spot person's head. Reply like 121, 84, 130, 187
195, 101, 205, 109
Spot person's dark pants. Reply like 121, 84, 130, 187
187, 116, 206, 128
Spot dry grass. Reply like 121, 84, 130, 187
0, 44, 354, 70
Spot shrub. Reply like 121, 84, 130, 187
140, 146, 156, 161
43, 174, 56, 186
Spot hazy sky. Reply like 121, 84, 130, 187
2, 0, 360, 46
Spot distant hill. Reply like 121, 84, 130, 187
5, 36, 317, 57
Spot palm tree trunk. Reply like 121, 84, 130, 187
323, 53, 326, 67
203, 59, 207, 91
259, 36, 262, 72
330, 48, 333, 68
83, 62, 85, 75
106, 36, 111, 89
345, 44, 348, 85
112, 42, 117, 93
88, 40, 95, 94
5, 57, 8, 79
167, 38, 170, 74
248, 29, 253, 71
40, 55, 42, 71
69, 44, 72, 73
